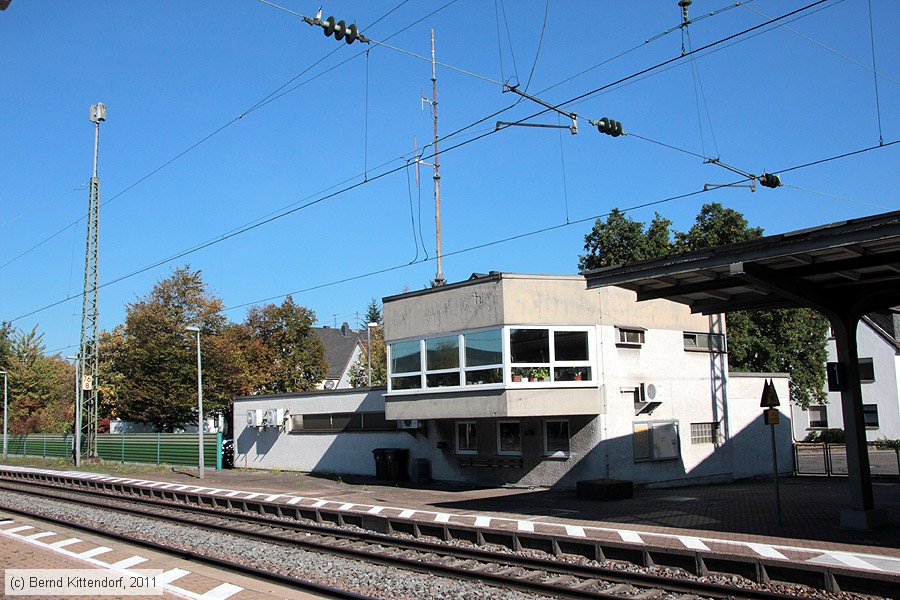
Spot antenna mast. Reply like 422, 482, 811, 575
80, 102, 105, 460
422, 30, 445, 286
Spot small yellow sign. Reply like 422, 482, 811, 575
763, 408, 780, 425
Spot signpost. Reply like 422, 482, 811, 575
761, 379, 782, 526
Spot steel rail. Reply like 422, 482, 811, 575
0, 478, 806, 600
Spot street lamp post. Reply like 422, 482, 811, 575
366, 322, 379, 387
186, 326, 204, 479
66, 357, 81, 467
1, 370, 7, 459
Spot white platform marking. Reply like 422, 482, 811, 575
618, 530, 644, 544
368, 506, 384, 514
26, 532, 57, 541
0, 520, 16, 525
243, 493, 261, 500
50, 538, 82, 548
199, 582, 243, 599
287, 497, 304, 505
311, 499, 328, 508
79, 546, 113, 558
339, 503, 355, 511
678, 536, 710, 551
746, 543, 787, 559
434, 513, 451, 523
5, 525, 34, 534
825, 551, 882, 571
565, 525, 586, 538
474, 516, 491, 527
264, 494, 283, 502
109, 556, 148, 569
157, 568, 190, 585
517, 520, 535, 532
399, 510, 416, 519
225, 491, 241, 497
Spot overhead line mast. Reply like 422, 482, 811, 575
79, 103, 105, 460
421, 30, 445, 286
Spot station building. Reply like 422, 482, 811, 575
234, 272, 791, 488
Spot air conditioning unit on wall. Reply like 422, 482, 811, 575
263, 408, 285, 428
634, 383, 665, 416
247, 409, 263, 428
398, 419, 421, 430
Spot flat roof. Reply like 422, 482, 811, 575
584, 211, 900, 316
383, 271, 585, 304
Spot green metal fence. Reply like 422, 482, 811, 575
4, 432, 222, 470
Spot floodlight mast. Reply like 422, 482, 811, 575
79, 102, 105, 459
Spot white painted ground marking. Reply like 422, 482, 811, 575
339, 503, 355, 511
175, 485, 192, 491
517, 520, 535, 532
434, 513, 451, 523
199, 582, 244, 599
49, 538, 82, 548
157, 568, 191, 585
225, 491, 241, 497
79, 546, 113, 558
264, 494, 283, 502
474, 516, 491, 528
147, 482, 167, 487
368, 506, 384, 514
0, 519, 15, 525
565, 525, 586, 538
617, 530, 644, 544
190, 487, 208, 492
746, 543, 787, 560
311, 500, 329, 508
5, 525, 35, 534
26, 532, 57, 541
160, 483, 177, 489
243, 493, 261, 499
287, 497, 304, 505
678, 536, 710, 551
399, 510, 416, 519
109, 556, 148, 569
825, 551, 882, 571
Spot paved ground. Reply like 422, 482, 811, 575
3, 460, 899, 578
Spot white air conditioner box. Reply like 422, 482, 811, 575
263, 408, 285, 428
247, 409, 263, 428
643, 383, 665, 402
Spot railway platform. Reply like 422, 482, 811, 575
2, 461, 898, 585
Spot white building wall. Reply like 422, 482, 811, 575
791, 322, 900, 442
728, 374, 793, 477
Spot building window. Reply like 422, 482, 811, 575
690, 422, 721, 444
808, 406, 828, 429
510, 328, 593, 383
291, 412, 395, 433
858, 358, 875, 383
544, 419, 570, 456
616, 327, 645, 346
390, 340, 422, 390
683, 332, 726, 352
464, 329, 503, 385
510, 328, 550, 363
863, 404, 879, 428
456, 421, 477, 454
426, 335, 460, 388
633, 421, 680, 461
497, 420, 522, 455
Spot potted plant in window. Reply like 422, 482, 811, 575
532, 367, 550, 382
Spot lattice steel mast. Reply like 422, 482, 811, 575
79, 102, 105, 459
420, 30, 445, 286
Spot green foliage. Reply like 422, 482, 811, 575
349, 324, 386, 388
5, 326, 74, 434
579, 203, 829, 407
804, 428, 845, 444
364, 298, 382, 325
243, 295, 327, 394
874, 438, 900, 451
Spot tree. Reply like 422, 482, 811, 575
5, 327, 74, 433
579, 203, 828, 406
110, 266, 241, 431
349, 325, 386, 387
364, 298, 382, 325
578, 209, 672, 271
243, 295, 327, 394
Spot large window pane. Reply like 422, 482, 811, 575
545, 420, 570, 454
332, 413, 363, 431
554, 367, 591, 382
391, 375, 421, 390
456, 422, 476, 453
426, 371, 460, 388
303, 414, 332, 431
427, 335, 459, 370
391, 341, 421, 373
465, 368, 503, 385
555, 330, 589, 361
465, 329, 502, 367
510, 329, 549, 363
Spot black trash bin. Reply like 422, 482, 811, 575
384, 448, 410, 481
372, 448, 389, 480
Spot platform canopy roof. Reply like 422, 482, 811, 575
583, 211, 900, 317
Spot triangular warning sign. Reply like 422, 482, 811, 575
760, 378, 781, 408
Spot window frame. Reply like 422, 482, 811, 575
858, 358, 875, 383
633, 420, 681, 462
615, 326, 646, 347
863, 404, 879, 428
807, 405, 828, 429
689, 421, 722, 445
497, 420, 522, 456
455, 420, 477, 455
683, 331, 726, 353
543, 419, 571, 457
507, 326, 595, 387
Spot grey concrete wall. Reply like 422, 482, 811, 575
386, 387, 603, 420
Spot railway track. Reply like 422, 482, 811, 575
0, 477, 828, 600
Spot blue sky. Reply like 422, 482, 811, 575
1, 0, 898, 355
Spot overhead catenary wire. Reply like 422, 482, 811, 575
782, 184, 892, 211
8, 0, 847, 324
12, 137, 898, 326
867, 0, 884, 145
